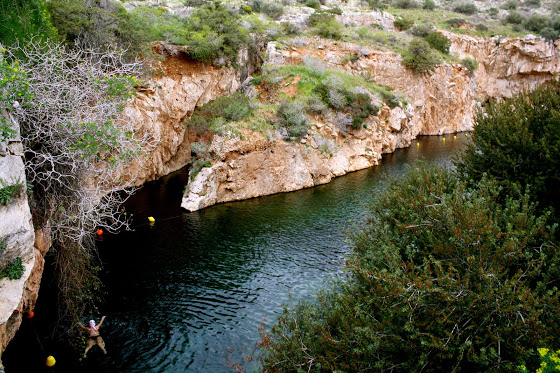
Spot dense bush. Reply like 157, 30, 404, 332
185, 92, 252, 133
505, 11, 526, 25
456, 81, 560, 218
540, 27, 559, 41
185, 2, 250, 63
524, 14, 551, 33
315, 19, 344, 39
401, 38, 440, 74
524, 0, 541, 8
308, 10, 343, 39
424, 31, 450, 54
0, 179, 23, 205
502, 0, 518, 10
453, 1, 477, 14
0, 0, 58, 46
305, 0, 321, 9
394, 17, 414, 31
445, 17, 467, 28
276, 100, 309, 139
47, 0, 146, 54
393, 0, 419, 9
1, 257, 24, 280
313, 77, 378, 129
249, 0, 284, 19
410, 23, 435, 37
261, 164, 560, 372
461, 57, 478, 74
422, 0, 436, 11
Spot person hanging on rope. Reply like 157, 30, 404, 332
78, 316, 107, 358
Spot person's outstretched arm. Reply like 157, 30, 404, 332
77, 322, 87, 330
97, 316, 106, 328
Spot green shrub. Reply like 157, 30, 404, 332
445, 17, 467, 28
305, 0, 321, 9
276, 100, 309, 139
540, 27, 559, 41
313, 80, 378, 129
506, 11, 526, 24
475, 23, 488, 31
488, 7, 499, 17
401, 38, 440, 74
1, 257, 24, 280
393, 0, 419, 9
0, 0, 58, 47
0, 239, 6, 255
453, 1, 477, 14
261, 164, 560, 372
0, 179, 23, 205
189, 159, 212, 180
524, 0, 541, 8
502, 0, 518, 10
524, 14, 551, 33
365, 0, 387, 9
424, 31, 450, 54
411, 23, 435, 37
280, 21, 300, 35
456, 81, 560, 218
422, 0, 435, 11
308, 9, 335, 27
249, 0, 284, 19
48, 0, 147, 55
128, 6, 189, 45
315, 18, 344, 39
394, 17, 414, 31
461, 57, 478, 73
185, 92, 252, 133
185, 2, 250, 63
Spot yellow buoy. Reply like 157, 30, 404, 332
417, 142, 420, 147
46, 356, 56, 367
453, 135, 457, 139
442, 137, 446, 142
148, 216, 155, 223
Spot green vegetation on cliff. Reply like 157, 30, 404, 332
259, 83, 560, 372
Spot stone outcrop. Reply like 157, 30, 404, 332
0, 112, 45, 370
181, 34, 560, 211
445, 33, 560, 98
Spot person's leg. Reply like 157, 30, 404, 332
83, 339, 96, 357
96, 337, 107, 354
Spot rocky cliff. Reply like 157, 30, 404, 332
121, 45, 262, 187
0, 113, 48, 370
180, 34, 560, 211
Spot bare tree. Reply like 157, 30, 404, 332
5, 40, 155, 334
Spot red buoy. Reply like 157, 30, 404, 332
96, 229, 103, 236
27, 311, 34, 319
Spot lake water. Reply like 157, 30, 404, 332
3, 134, 467, 372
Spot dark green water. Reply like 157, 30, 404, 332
4, 134, 467, 372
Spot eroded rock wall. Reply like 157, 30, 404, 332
181, 34, 560, 211
122, 46, 262, 187
0, 113, 46, 369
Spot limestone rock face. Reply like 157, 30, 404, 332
0, 114, 41, 368
122, 46, 262, 187
181, 34, 560, 211
445, 33, 560, 98
181, 103, 415, 211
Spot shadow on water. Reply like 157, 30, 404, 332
3, 134, 468, 372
